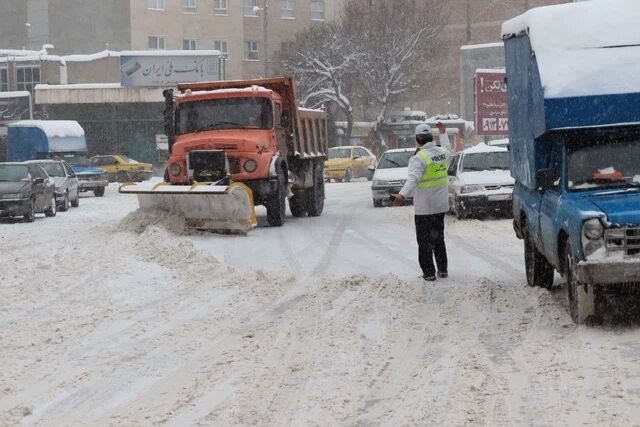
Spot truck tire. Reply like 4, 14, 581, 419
524, 229, 554, 289
305, 161, 325, 217
266, 170, 286, 226
59, 192, 69, 212
44, 195, 57, 217
565, 242, 597, 324
24, 197, 35, 222
289, 194, 307, 217
94, 187, 105, 197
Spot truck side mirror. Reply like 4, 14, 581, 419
536, 168, 555, 191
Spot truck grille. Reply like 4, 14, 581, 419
605, 227, 640, 256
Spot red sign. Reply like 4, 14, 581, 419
475, 70, 508, 136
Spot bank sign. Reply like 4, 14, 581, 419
120, 52, 218, 87
475, 70, 508, 136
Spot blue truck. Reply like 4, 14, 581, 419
503, 1, 640, 323
7, 120, 108, 197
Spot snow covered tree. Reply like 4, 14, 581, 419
345, 0, 446, 149
277, 23, 362, 143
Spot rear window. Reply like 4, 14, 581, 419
39, 162, 66, 177
329, 148, 352, 159
462, 152, 510, 172
0, 165, 29, 181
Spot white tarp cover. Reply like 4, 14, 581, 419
9, 120, 85, 138
502, 0, 640, 99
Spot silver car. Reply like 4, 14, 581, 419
26, 160, 80, 211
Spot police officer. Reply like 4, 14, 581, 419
393, 122, 450, 281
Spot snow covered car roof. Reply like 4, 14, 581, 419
381, 148, 413, 154
461, 142, 508, 154
8, 120, 85, 138
501, 0, 640, 99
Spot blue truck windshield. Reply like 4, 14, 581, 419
567, 138, 640, 191
175, 97, 273, 134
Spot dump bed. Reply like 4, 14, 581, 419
502, 1, 640, 189
177, 78, 328, 160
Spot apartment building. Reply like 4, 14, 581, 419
0, 0, 345, 81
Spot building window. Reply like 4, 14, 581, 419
148, 35, 166, 50
244, 40, 259, 60
16, 66, 40, 93
0, 68, 8, 92
214, 0, 227, 15
311, 0, 324, 21
182, 0, 196, 13
183, 39, 198, 50
215, 40, 228, 57
244, 0, 258, 17
280, 0, 294, 18
148, 0, 165, 10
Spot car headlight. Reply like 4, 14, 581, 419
372, 179, 385, 186
460, 184, 483, 194
583, 218, 604, 240
243, 160, 257, 173
170, 163, 182, 176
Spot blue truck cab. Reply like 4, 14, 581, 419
7, 120, 108, 197
503, 1, 640, 323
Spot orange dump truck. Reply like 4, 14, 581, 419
120, 77, 328, 233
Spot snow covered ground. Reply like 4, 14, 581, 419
2, 180, 640, 426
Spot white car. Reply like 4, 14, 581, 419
370, 148, 414, 207
448, 143, 514, 219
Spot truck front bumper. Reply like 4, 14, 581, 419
577, 259, 640, 285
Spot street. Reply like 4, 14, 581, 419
2, 180, 640, 426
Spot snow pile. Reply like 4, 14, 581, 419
502, 0, 640, 98
119, 208, 192, 235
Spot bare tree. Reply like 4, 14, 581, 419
346, 0, 446, 149
277, 23, 361, 142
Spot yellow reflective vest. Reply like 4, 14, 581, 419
417, 149, 449, 188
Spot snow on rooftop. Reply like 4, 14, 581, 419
0, 91, 30, 99
121, 50, 220, 57
180, 86, 272, 97
475, 68, 505, 74
36, 83, 122, 90
8, 120, 85, 138
502, 0, 640, 98
460, 42, 504, 50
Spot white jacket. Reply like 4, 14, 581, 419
399, 134, 451, 215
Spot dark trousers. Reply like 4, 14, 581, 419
414, 213, 448, 277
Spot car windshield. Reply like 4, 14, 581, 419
462, 151, 510, 172
329, 148, 352, 159
0, 165, 29, 181
51, 153, 90, 168
38, 162, 65, 177
377, 151, 412, 169
175, 97, 273, 134
118, 155, 139, 164
567, 137, 640, 191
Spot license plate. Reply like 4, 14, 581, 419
488, 194, 512, 201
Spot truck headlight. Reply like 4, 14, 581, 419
583, 218, 604, 240
460, 184, 483, 194
170, 163, 182, 176
243, 160, 257, 173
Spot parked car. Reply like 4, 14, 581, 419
89, 155, 153, 183
0, 162, 57, 221
26, 160, 80, 211
371, 148, 414, 207
324, 146, 376, 182
448, 143, 514, 219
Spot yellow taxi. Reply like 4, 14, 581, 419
89, 155, 153, 183
324, 146, 377, 182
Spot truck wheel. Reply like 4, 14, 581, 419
71, 190, 80, 207
266, 170, 286, 226
44, 195, 57, 217
24, 198, 35, 222
289, 194, 307, 217
59, 192, 69, 212
565, 242, 597, 324
344, 168, 352, 183
305, 162, 325, 217
94, 187, 105, 197
524, 229, 554, 289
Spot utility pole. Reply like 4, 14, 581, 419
263, 0, 269, 77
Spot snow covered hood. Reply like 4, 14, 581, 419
502, 0, 640, 99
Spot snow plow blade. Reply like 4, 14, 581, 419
119, 181, 257, 233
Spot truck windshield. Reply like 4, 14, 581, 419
567, 138, 640, 191
462, 152, 510, 172
0, 165, 29, 181
377, 151, 412, 169
328, 148, 352, 159
175, 97, 273, 134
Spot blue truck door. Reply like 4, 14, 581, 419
539, 143, 563, 262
